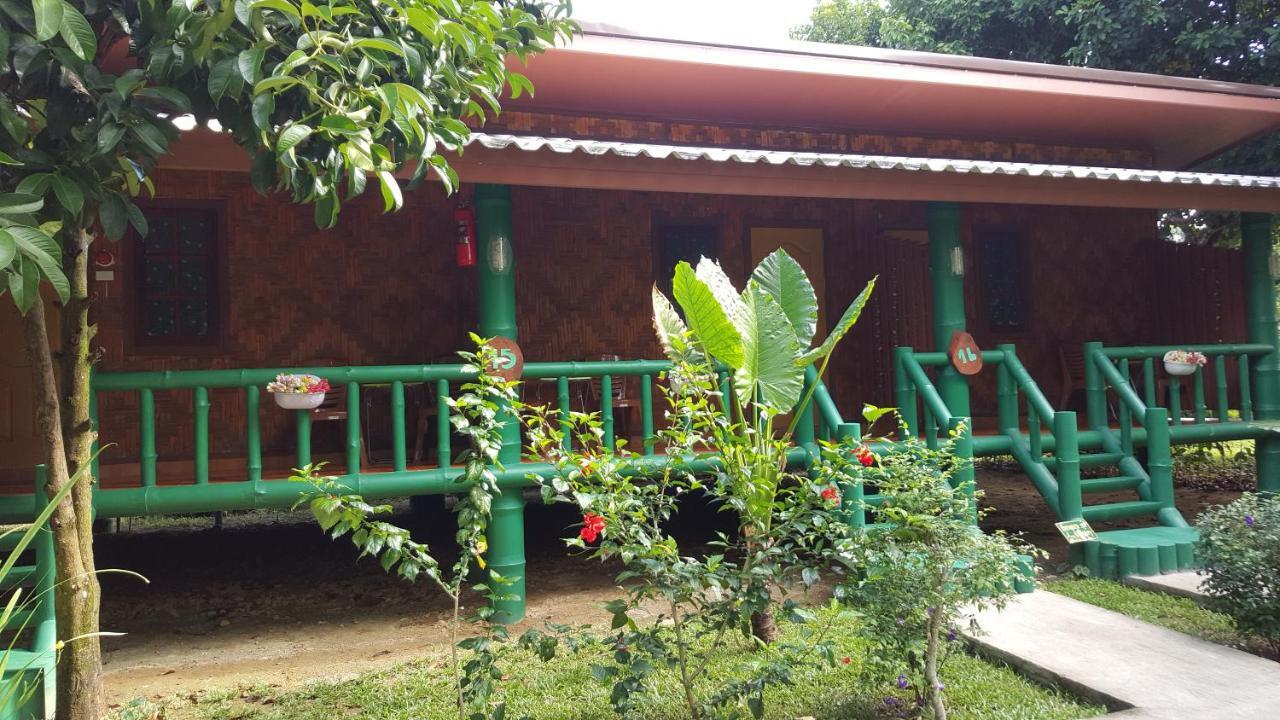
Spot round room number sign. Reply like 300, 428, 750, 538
949, 331, 983, 376
487, 336, 524, 381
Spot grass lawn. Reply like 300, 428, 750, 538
116, 612, 1102, 720
1047, 578, 1247, 649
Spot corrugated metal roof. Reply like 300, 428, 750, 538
466, 133, 1280, 189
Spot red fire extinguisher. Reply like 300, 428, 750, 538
454, 202, 476, 268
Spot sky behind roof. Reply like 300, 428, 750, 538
572, 0, 819, 43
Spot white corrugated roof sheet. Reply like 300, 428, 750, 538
466, 132, 1280, 189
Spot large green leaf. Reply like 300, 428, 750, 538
31, 0, 63, 42
0, 230, 15, 270
751, 248, 818, 347
695, 256, 747, 333
651, 286, 700, 364
57, 4, 95, 60
797, 277, 876, 366
0, 194, 43, 216
671, 261, 743, 368
48, 175, 82, 216
736, 281, 804, 412
7, 226, 67, 303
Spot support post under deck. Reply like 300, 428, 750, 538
1242, 212, 1280, 493
476, 183, 526, 622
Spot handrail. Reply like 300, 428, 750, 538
1088, 341, 1260, 425
1090, 348, 1148, 418
1100, 343, 1272, 359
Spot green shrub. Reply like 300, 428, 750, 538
1196, 492, 1280, 655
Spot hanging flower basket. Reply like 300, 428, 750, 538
1162, 350, 1207, 377
267, 374, 330, 410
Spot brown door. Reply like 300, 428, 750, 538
748, 227, 827, 337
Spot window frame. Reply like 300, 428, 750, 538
126, 200, 228, 354
651, 217, 722, 297
974, 225, 1032, 335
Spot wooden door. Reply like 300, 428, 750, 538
748, 227, 827, 336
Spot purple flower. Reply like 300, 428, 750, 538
947, 629, 956, 642
897, 674, 909, 689
895, 617, 905, 626
1245, 515, 1256, 527
935, 682, 946, 690
883, 697, 900, 707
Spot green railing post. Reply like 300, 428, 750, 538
436, 379, 451, 467
556, 376, 572, 451
928, 201, 971, 422
1240, 355, 1254, 421
836, 422, 865, 528
1053, 411, 1082, 522
296, 410, 312, 467
1145, 407, 1177, 520
894, 347, 919, 438
346, 382, 362, 476
601, 375, 615, 449
640, 374, 654, 456
140, 388, 157, 487
476, 183, 525, 623
950, 416, 977, 523
390, 381, 406, 472
246, 386, 262, 488
1243, 213, 1280, 492
1083, 341, 1106, 429
1192, 368, 1207, 424
193, 386, 210, 484
1214, 356, 1230, 422
995, 344, 1019, 433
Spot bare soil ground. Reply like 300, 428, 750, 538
97, 469, 1244, 713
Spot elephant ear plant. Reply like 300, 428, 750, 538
653, 249, 875, 640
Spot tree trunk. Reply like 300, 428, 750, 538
923, 592, 947, 720
22, 293, 104, 720
749, 608, 778, 644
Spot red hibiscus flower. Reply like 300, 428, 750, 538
821, 486, 840, 504
855, 445, 875, 467
579, 512, 606, 543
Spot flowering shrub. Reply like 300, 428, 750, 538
521, 359, 859, 719
266, 373, 330, 394
832, 426, 1039, 720
1163, 349, 1208, 366
1197, 493, 1280, 657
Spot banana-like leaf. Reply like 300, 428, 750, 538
671, 261, 743, 368
751, 248, 817, 347
651, 285, 702, 364
797, 276, 877, 366
736, 281, 804, 412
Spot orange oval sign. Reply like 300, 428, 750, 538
949, 331, 983, 376
487, 337, 524, 381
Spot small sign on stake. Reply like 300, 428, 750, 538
1055, 518, 1098, 544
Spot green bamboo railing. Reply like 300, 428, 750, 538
893, 348, 977, 519
1095, 343, 1272, 427
1, 359, 853, 522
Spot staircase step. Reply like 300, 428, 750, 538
1079, 475, 1144, 494
1044, 452, 1125, 471
1080, 500, 1163, 523
1084, 526, 1200, 579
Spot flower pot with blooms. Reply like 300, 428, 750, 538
1163, 350, 1207, 376
267, 373, 331, 410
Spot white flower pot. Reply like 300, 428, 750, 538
273, 391, 326, 410
1164, 361, 1198, 376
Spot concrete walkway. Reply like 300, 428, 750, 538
1123, 570, 1206, 602
965, 590, 1280, 719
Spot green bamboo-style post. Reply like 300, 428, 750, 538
1169, 377, 1183, 425
346, 383, 362, 476
894, 347, 919, 439
1082, 341, 1106, 429
1240, 355, 1254, 421
640, 374, 654, 456
836, 422, 865, 528
1142, 358, 1156, 408
601, 375, 615, 448
476, 183, 526, 623
139, 388, 157, 487
1054, 411, 1082, 522
995, 344, 1019, 433
436, 379, 451, 467
1214, 356, 1230, 422
949, 416, 977, 522
193, 386, 209, 484
246, 386, 262, 486
556, 376, 572, 451
1028, 406, 1042, 460
1243, 212, 1280, 492
1145, 407, 1175, 514
1192, 368, 1207, 424
296, 409, 311, 467
928, 202, 971, 423
390, 381, 406, 472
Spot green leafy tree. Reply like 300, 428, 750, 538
793, 0, 1280, 245
0, 1, 574, 716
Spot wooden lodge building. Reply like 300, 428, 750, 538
3, 23, 1280, 598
